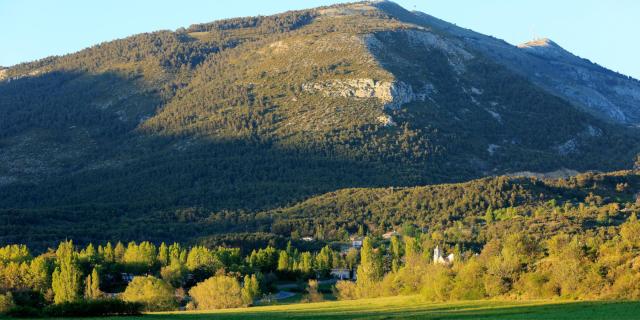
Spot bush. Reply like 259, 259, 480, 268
303, 279, 323, 303
0, 292, 15, 314
44, 299, 143, 317
421, 264, 453, 301
334, 280, 359, 300
189, 274, 244, 310
4, 305, 43, 318
450, 259, 486, 300
121, 276, 177, 311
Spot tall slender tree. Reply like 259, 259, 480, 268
51, 241, 82, 304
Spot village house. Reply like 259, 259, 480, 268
382, 231, 399, 239
433, 246, 455, 265
350, 235, 364, 249
330, 267, 355, 280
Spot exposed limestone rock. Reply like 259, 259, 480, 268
484, 108, 502, 123
365, 30, 474, 74
556, 138, 579, 155
377, 114, 396, 126
302, 78, 434, 109
0, 68, 6, 81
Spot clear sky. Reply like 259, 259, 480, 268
1, 0, 638, 79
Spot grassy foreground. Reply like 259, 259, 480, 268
83, 296, 640, 320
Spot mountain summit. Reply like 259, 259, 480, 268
0, 1, 639, 246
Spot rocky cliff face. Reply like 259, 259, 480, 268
302, 78, 433, 110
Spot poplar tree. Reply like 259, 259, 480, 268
356, 237, 382, 295
85, 267, 102, 299
277, 251, 290, 271
52, 241, 82, 304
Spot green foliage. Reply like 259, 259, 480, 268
121, 276, 177, 311
52, 241, 82, 304
43, 299, 142, 317
161, 261, 188, 288
356, 237, 383, 297
241, 274, 261, 306
420, 264, 453, 301
85, 268, 102, 300
304, 279, 324, 303
315, 246, 334, 276
123, 241, 157, 271
189, 274, 245, 310
0, 245, 31, 263
1, 2, 638, 250
0, 292, 14, 314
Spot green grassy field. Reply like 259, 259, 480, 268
82, 296, 640, 320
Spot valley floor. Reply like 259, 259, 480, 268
83, 296, 640, 320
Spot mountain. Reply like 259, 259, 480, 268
0, 1, 639, 247
411, 9, 640, 125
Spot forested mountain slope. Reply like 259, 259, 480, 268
0, 1, 639, 247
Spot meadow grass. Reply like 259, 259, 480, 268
80, 295, 640, 320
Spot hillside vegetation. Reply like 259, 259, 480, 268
0, 1, 639, 248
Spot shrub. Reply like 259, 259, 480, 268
450, 258, 486, 300
303, 279, 323, 303
121, 276, 177, 311
189, 274, 244, 310
0, 292, 15, 314
161, 262, 187, 288
5, 305, 43, 318
44, 299, 143, 317
334, 280, 359, 300
421, 264, 453, 301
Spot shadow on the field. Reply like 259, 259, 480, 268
111, 300, 640, 320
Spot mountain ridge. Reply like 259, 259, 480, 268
0, 1, 639, 247
405, 7, 640, 125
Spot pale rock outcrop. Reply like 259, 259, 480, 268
302, 78, 434, 110
377, 114, 396, 126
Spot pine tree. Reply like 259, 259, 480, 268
52, 241, 82, 304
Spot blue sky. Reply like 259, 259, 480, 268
1, 0, 638, 79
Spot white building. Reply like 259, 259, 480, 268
330, 268, 353, 280
433, 246, 454, 265
382, 231, 399, 239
